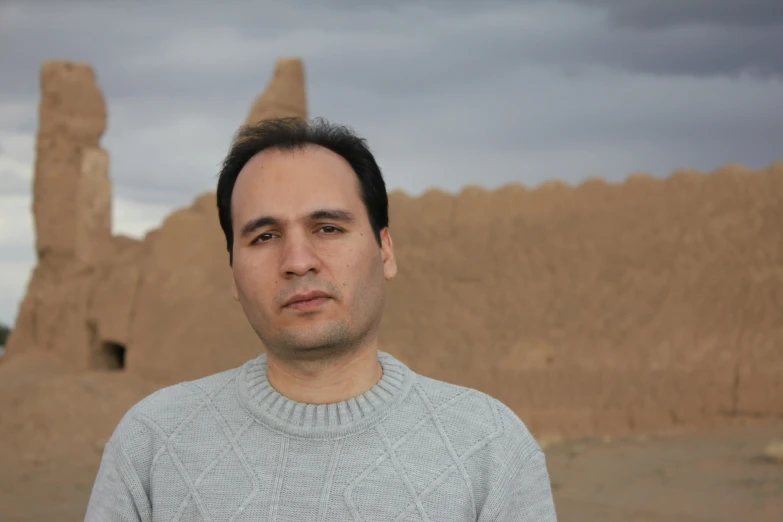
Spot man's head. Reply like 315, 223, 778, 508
216, 117, 397, 361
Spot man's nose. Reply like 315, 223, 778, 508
279, 231, 321, 277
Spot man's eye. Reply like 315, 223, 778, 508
254, 233, 274, 243
319, 225, 340, 234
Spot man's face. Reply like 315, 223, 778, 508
230, 145, 396, 361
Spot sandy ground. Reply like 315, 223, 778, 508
1, 356, 781, 521
547, 421, 783, 522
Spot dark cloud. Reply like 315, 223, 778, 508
580, 22, 782, 77
574, 0, 783, 29
554, 0, 783, 77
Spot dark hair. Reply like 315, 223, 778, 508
216, 117, 389, 265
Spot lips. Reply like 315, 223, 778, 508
283, 290, 332, 309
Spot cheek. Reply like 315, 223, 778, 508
333, 246, 383, 288
234, 257, 274, 299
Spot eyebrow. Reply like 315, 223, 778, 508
239, 208, 357, 238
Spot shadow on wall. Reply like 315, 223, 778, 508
0, 322, 9, 358
97, 341, 125, 371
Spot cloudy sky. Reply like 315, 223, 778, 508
1, 0, 782, 327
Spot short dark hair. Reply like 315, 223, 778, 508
216, 117, 389, 265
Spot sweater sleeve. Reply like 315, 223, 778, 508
477, 443, 558, 522
83, 430, 152, 522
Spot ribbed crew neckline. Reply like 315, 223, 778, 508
236, 350, 416, 438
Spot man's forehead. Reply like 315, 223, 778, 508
232, 149, 364, 220
243, 144, 349, 173
238, 147, 358, 188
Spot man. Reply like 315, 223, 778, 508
85, 118, 558, 521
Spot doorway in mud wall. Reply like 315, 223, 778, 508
99, 341, 126, 370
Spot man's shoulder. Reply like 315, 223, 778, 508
116, 364, 244, 439
413, 373, 542, 457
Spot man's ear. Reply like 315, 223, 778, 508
380, 228, 397, 281
231, 273, 239, 301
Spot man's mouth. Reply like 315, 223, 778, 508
283, 290, 332, 311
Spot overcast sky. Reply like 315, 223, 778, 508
1, 0, 782, 327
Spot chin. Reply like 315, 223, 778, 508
274, 322, 353, 353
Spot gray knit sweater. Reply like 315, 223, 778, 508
84, 351, 557, 521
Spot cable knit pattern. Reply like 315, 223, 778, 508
84, 352, 557, 521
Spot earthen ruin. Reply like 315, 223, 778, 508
4, 57, 783, 441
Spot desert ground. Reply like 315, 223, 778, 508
548, 421, 783, 521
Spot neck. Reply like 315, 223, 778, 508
238, 348, 415, 438
265, 344, 383, 404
